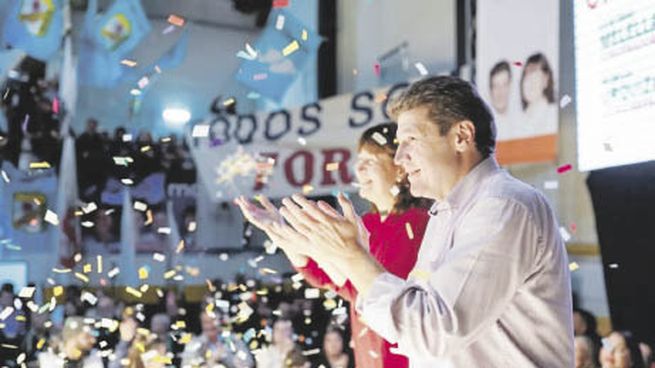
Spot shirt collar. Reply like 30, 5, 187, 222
428, 156, 500, 216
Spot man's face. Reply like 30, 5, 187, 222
394, 107, 459, 201
201, 313, 219, 341
490, 70, 511, 114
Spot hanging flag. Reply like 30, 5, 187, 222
92, 0, 151, 58
1, 0, 64, 61
235, 9, 322, 102
78, 0, 151, 88
54, 136, 80, 268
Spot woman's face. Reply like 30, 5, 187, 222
355, 147, 398, 208
573, 311, 588, 336
522, 63, 549, 105
599, 332, 632, 368
323, 331, 344, 357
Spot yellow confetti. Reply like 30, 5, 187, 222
29, 161, 51, 169
179, 333, 192, 344
325, 162, 339, 171
176, 240, 185, 253
140, 284, 149, 293
206, 279, 216, 292
140, 145, 151, 153
53, 286, 63, 297
153, 355, 172, 364
74, 272, 89, 283
569, 262, 580, 272
36, 338, 45, 350
301, 29, 308, 41
282, 40, 300, 56
125, 287, 142, 298
83, 263, 92, 273
260, 267, 277, 275
405, 223, 414, 240
302, 184, 314, 194
96, 255, 103, 274
164, 270, 176, 279
205, 303, 214, 314
144, 209, 153, 226
138, 267, 149, 280
120, 59, 138, 67
223, 97, 235, 106
15, 315, 26, 322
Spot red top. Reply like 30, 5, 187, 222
297, 207, 429, 368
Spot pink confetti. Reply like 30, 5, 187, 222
374, 63, 381, 77
513, 61, 523, 67
557, 164, 572, 174
253, 73, 268, 81
273, 0, 289, 8
52, 97, 59, 114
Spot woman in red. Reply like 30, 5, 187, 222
236, 123, 430, 368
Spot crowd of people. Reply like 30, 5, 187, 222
0, 273, 357, 368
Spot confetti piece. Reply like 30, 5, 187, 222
332, 306, 347, 315
405, 222, 414, 239
1, 170, 9, 183
75, 272, 89, 283
96, 255, 103, 274
302, 184, 314, 194
167, 14, 185, 27
30, 161, 51, 169
301, 29, 308, 41
121, 59, 138, 67
371, 132, 387, 146
414, 62, 428, 76
18, 287, 35, 299
162, 24, 175, 35
219, 253, 229, 261
176, 240, 185, 253
192, 124, 210, 138
609, 263, 619, 269
164, 270, 176, 279
157, 227, 171, 234
389, 185, 400, 197
52, 97, 59, 114
138, 77, 149, 89
297, 137, 307, 146
81, 221, 94, 228
369, 350, 380, 358
122, 133, 133, 142
83, 263, 92, 273
138, 267, 149, 280
125, 287, 143, 298
53, 286, 64, 297
16, 352, 26, 364
559, 94, 572, 108
282, 40, 300, 56
559, 227, 572, 242
108, 267, 120, 278
133, 201, 148, 212
569, 262, 579, 271
82, 202, 97, 214
0, 307, 13, 320
304, 288, 320, 299
1, 344, 18, 349
140, 145, 151, 153
544, 180, 559, 190
81, 291, 98, 305
144, 209, 153, 226
153, 253, 165, 262
557, 164, 572, 174
21, 114, 30, 134
36, 338, 45, 350
223, 97, 235, 106
52, 267, 71, 273
260, 267, 277, 275
246, 91, 260, 99
325, 162, 339, 171
275, 14, 284, 31
253, 73, 268, 81
187, 221, 197, 232
513, 61, 523, 67
179, 333, 192, 344
374, 63, 381, 77
121, 178, 134, 185
302, 348, 321, 356
273, 0, 289, 8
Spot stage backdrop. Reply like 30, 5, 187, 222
476, 0, 560, 165
188, 83, 409, 201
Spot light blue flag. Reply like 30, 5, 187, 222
1, 0, 64, 61
78, 0, 150, 87
235, 9, 322, 103
91, 0, 151, 58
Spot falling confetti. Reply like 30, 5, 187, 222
275, 14, 286, 30
133, 201, 148, 212
167, 14, 185, 27
544, 180, 559, 190
282, 40, 300, 56
108, 267, 120, 278
325, 162, 340, 171
559, 226, 572, 242
373, 62, 381, 76
153, 253, 166, 262
569, 262, 580, 271
414, 62, 428, 76
125, 287, 143, 298
29, 161, 51, 169
121, 59, 138, 67
191, 124, 210, 138
1, 170, 9, 183
608, 263, 619, 269
273, 0, 289, 8
44, 210, 59, 226
557, 164, 573, 174
304, 288, 320, 299
371, 132, 387, 145
405, 222, 414, 239
18, 287, 35, 299
559, 94, 572, 108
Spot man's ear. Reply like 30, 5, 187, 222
453, 120, 476, 153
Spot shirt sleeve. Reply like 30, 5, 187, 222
356, 197, 541, 358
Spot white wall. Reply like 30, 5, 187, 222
336, 0, 457, 94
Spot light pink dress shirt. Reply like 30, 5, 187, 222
357, 157, 574, 367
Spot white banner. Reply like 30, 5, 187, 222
476, 0, 560, 165
188, 83, 410, 201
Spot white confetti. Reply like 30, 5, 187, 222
133, 201, 148, 212
153, 253, 166, 262
544, 181, 559, 190
0, 306, 14, 320
559, 227, 572, 242
18, 287, 35, 299
559, 94, 572, 108
108, 267, 120, 278
192, 124, 210, 138
414, 62, 428, 76
44, 210, 59, 226
81, 291, 98, 305
275, 14, 285, 30
82, 202, 98, 214
304, 288, 320, 299
157, 227, 171, 234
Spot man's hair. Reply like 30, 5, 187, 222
388, 76, 496, 157
489, 60, 511, 85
